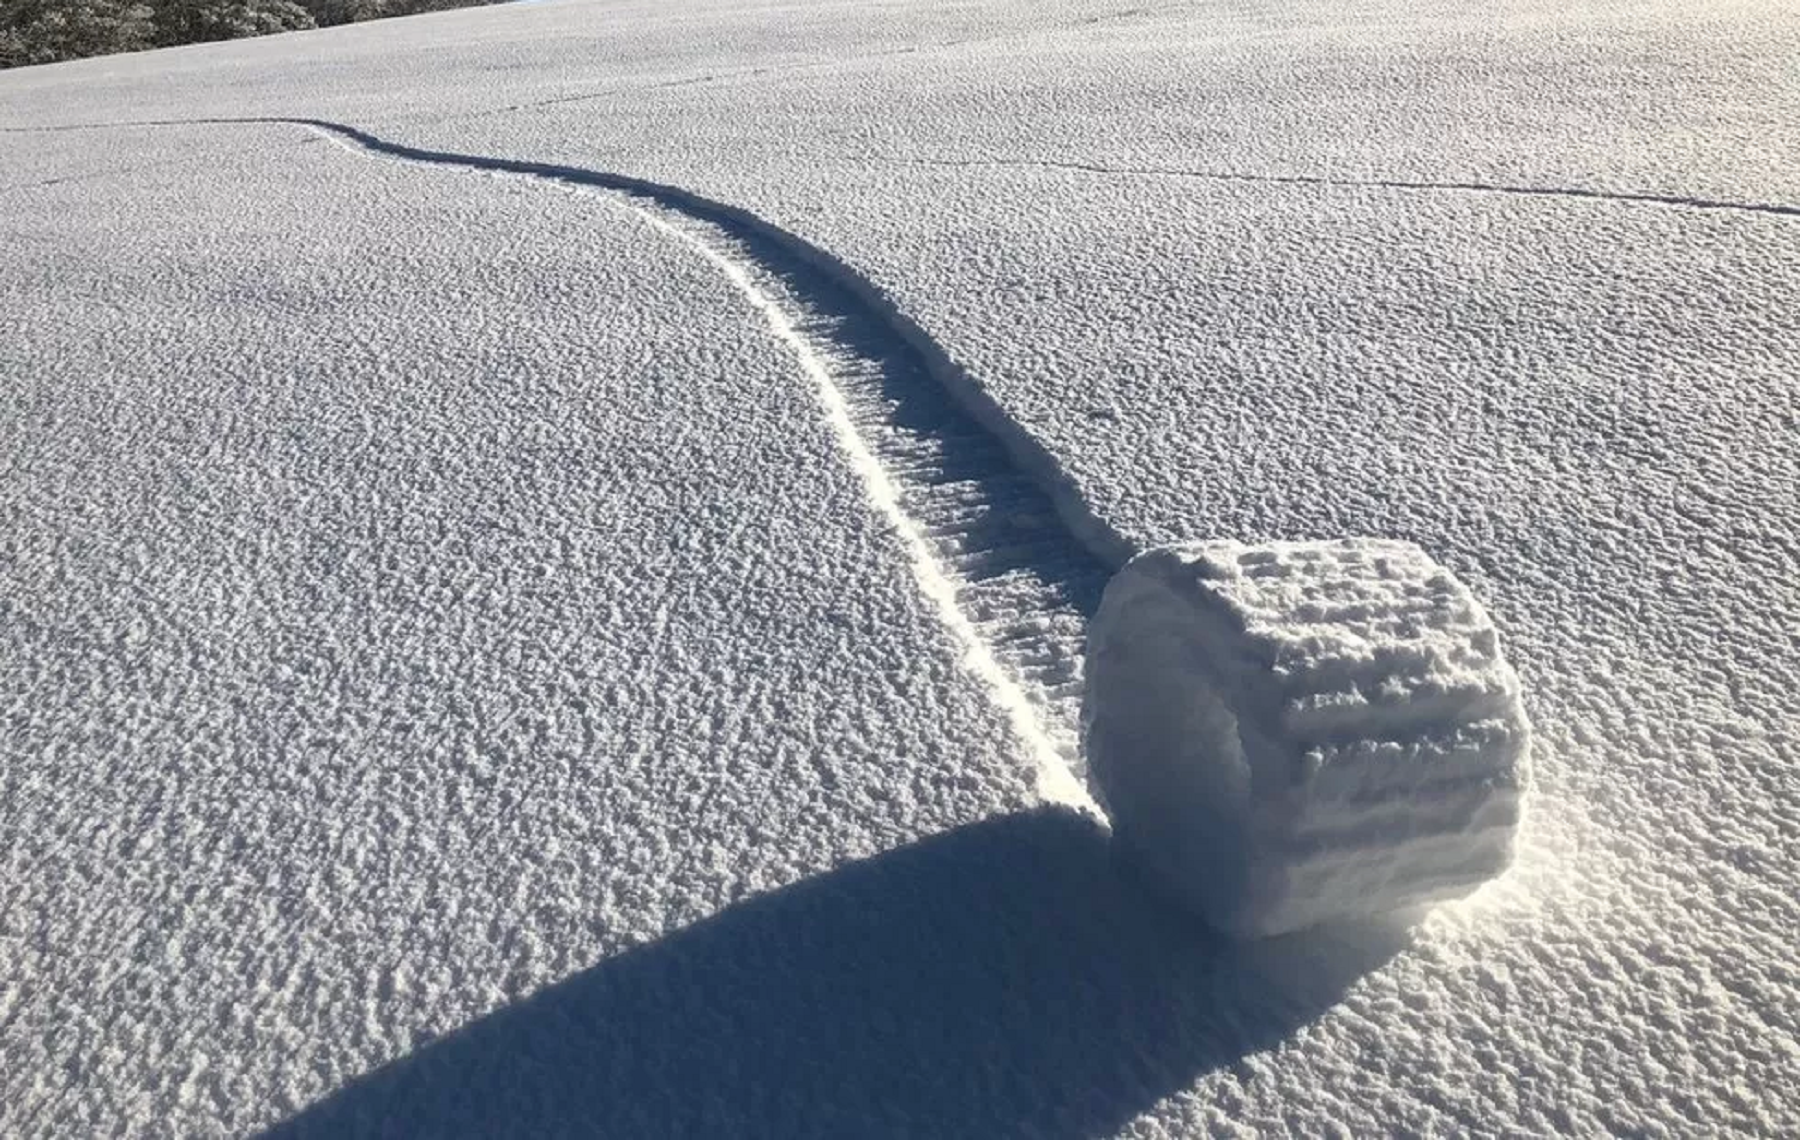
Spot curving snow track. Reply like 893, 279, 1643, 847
167, 116, 1120, 809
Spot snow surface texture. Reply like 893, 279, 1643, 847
4, 0, 1800, 1135
1086, 539, 1529, 938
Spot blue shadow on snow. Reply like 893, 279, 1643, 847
265, 806, 1407, 1138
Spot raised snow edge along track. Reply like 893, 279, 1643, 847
17, 116, 1127, 809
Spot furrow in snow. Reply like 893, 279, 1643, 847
606, 202, 1109, 808
850, 151, 1800, 219
62, 116, 1121, 808
14, 117, 1796, 219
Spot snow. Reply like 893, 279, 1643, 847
3, 0, 1799, 1135
1085, 539, 1528, 938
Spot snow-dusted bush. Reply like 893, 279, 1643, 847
0, 0, 508, 66
149, 0, 315, 48
0, 1, 155, 67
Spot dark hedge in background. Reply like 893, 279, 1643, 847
0, 0, 507, 67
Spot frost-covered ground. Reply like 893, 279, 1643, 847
4, 0, 1798, 1135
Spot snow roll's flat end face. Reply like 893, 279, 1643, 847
1084, 538, 1531, 939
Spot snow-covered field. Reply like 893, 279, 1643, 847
3, 0, 1797, 1134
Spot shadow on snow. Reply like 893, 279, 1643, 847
266, 807, 1408, 1139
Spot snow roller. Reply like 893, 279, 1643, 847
1082, 538, 1529, 937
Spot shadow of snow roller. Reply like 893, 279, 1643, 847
1083, 538, 1530, 938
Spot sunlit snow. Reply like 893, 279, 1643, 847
3, 0, 1797, 1135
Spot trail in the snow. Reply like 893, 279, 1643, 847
14, 121, 1795, 221
852, 151, 1800, 220
609, 199, 1105, 811
23, 116, 1118, 809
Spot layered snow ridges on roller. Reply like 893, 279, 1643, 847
1084, 538, 1529, 937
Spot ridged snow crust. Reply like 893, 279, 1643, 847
1085, 538, 1529, 937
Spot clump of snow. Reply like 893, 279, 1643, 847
1083, 538, 1530, 937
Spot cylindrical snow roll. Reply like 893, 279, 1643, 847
1082, 538, 1530, 938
